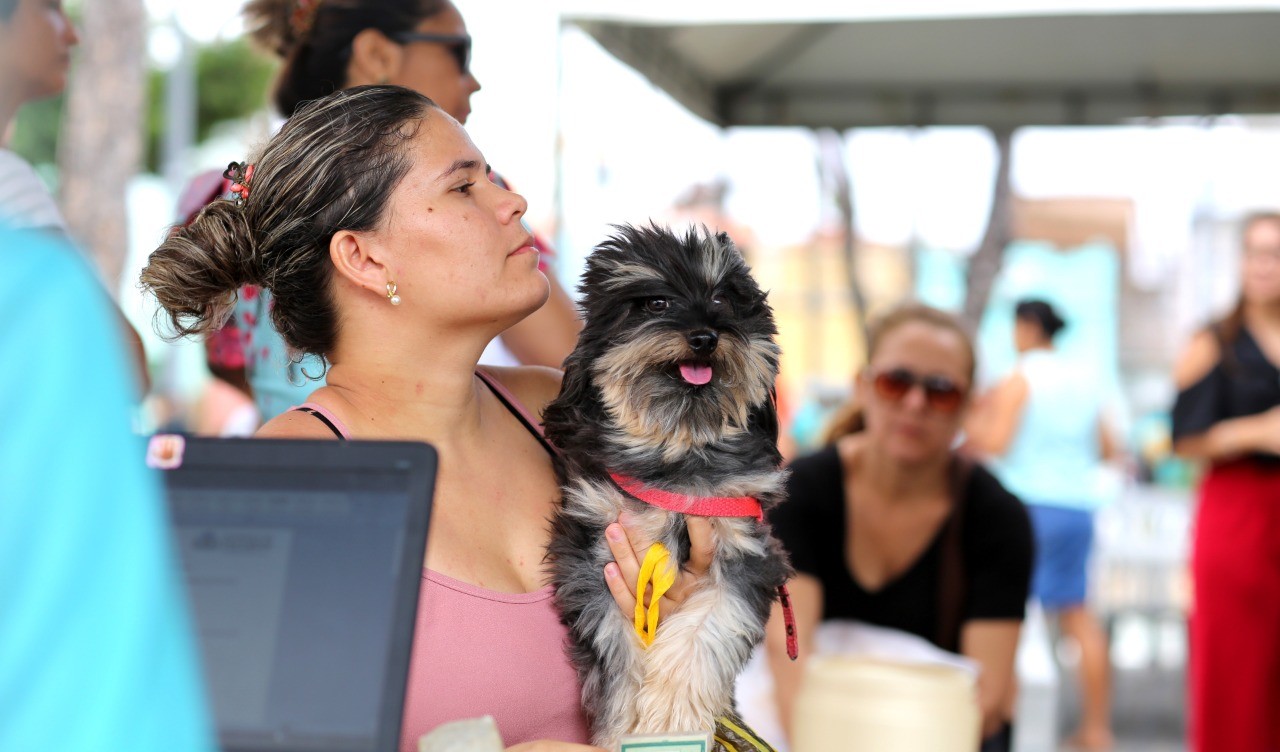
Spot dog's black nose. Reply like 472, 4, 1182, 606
687, 330, 719, 355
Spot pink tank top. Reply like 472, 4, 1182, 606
292, 370, 591, 750
399, 570, 590, 750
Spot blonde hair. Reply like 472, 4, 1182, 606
142, 86, 436, 357
822, 303, 976, 444
1216, 211, 1280, 347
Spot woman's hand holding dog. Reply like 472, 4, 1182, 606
601, 515, 716, 620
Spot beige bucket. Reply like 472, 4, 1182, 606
792, 656, 981, 752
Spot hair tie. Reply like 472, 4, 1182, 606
290, 0, 322, 38
223, 161, 255, 205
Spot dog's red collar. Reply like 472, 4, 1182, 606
607, 472, 800, 661
609, 473, 763, 520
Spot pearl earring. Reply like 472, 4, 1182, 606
386, 281, 401, 306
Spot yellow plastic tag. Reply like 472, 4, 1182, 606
634, 542, 677, 647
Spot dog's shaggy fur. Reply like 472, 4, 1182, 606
543, 224, 792, 749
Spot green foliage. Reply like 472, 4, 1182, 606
8, 37, 278, 173
9, 96, 63, 168
143, 67, 167, 173
194, 38, 277, 143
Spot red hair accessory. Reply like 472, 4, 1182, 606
291, 0, 321, 37
223, 161, 254, 205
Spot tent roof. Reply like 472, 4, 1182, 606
564, 3, 1280, 128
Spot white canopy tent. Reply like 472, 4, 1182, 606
563, 1, 1280, 129
560, 1, 1280, 329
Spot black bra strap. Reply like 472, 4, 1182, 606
290, 374, 556, 455
475, 371, 558, 458
294, 406, 345, 440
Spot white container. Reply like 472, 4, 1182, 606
792, 656, 980, 752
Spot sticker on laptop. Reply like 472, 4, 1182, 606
146, 434, 186, 470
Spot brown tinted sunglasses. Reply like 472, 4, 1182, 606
391, 32, 472, 75
871, 367, 967, 413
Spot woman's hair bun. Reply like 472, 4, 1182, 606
243, 0, 306, 57
141, 199, 261, 339
1015, 299, 1067, 339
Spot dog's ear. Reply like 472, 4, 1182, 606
714, 230, 735, 253
714, 229, 753, 263
542, 349, 598, 449
750, 386, 781, 447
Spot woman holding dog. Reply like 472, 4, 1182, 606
764, 304, 1034, 751
144, 86, 715, 752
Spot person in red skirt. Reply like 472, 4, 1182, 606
1172, 211, 1280, 752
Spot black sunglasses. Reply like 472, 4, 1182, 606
390, 32, 472, 75
871, 368, 967, 413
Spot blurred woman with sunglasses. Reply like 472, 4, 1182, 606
965, 299, 1118, 752
183, 0, 581, 422
764, 304, 1033, 751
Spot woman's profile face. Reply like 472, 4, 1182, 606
0, 0, 78, 104
859, 321, 972, 465
1242, 218, 1280, 307
389, 1, 480, 124
369, 112, 546, 333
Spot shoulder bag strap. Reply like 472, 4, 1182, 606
935, 455, 974, 653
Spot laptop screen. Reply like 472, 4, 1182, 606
162, 439, 435, 752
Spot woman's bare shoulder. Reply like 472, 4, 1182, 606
1173, 329, 1221, 390
992, 370, 1029, 401
255, 408, 343, 439
480, 365, 564, 413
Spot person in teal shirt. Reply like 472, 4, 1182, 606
966, 299, 1119, 752
0, 226, 214, 752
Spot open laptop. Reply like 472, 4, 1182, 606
153, 436, 436, 752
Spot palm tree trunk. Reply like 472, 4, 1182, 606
57, 0, 147, 295
962, 128, 1015, 332
815, 129, 868, 346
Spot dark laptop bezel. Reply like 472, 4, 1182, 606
158, 437, 436, 752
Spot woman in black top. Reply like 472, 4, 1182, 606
764, 304, 1033, 751
1171, 212, 1280, 752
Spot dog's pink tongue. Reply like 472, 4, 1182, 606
679, 363, 713, 385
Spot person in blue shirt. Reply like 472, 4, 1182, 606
0, 226, 214, 752
967, 299, 1119, 752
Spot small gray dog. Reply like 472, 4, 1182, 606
543, 224, 794, 750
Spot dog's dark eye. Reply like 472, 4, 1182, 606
710, 295, 736, 315
643, 298, 670, 314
